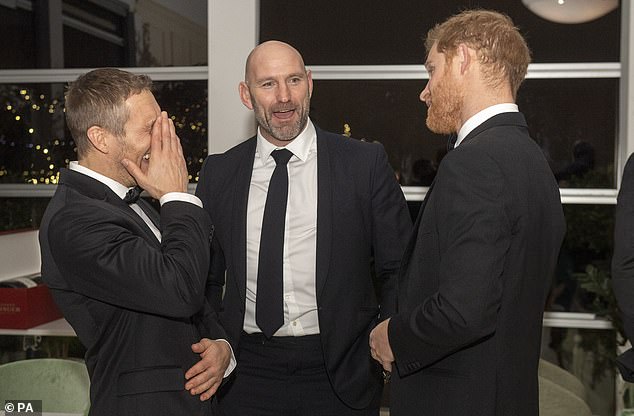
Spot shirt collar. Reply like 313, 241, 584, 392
69, 161, 132, 200
256, 119, 317, 165
455, 103, 519, 148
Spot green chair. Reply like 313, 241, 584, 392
538, 358, 588, 401
539, 376, 592, 416
0, 358, 90, 415
538, 359, 592, 416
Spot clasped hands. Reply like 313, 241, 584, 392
369, 318, 394, 374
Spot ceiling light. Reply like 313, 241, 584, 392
522, 0, 618, 24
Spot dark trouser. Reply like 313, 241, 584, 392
216, 332, 379, 416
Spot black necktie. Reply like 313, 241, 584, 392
256, 148, 293, 338
123, 186, 142, 204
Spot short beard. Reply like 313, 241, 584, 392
426, 78, 463, 135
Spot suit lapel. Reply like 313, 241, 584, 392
59, 168, 161, 246
233, 138, 257, 303
315, 131, 332, 297
400, 180, 435, 273
110, 194, 162, 245
136, 198, 161, 229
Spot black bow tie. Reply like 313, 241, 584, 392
123, 186, 142, 204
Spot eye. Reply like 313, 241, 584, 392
288, 77, 302, 85
261, 81, 275, 88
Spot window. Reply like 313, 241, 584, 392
0, 0, 207, 69
0, 0, 208, 233
0, 79, 207, 185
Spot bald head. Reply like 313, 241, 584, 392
245, 41, 306, 83
238, 40, 313, 146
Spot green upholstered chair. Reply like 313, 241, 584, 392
539, 358, 588, 401
539, 376, 592, 416
538, 359, 592, 416
0, 358, 90, 415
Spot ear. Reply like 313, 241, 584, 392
457, 43, 472, 75
86, 126, 109, 154
307, 69, 314, 98
239, 81, 254, 110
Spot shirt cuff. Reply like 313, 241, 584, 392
159, 192, 202, 208
216, 339, 237, 378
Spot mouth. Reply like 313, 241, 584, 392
142, 153, 150, 160
273, 108, 296, 120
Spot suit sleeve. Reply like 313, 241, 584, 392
47, 200, 213, 318
195, 155, 227, 315
612, 154, 634, 341
389, 147, 511, 375
193, 300, 228, 340
369, 144, 412, 320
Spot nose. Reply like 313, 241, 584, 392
277, 83, 291, 102
420, 82, 430, 104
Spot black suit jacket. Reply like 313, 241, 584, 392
388, 113, 566, 416
195, 126, 411, 409
612, 153, 634, 380
39, 168, 226, 416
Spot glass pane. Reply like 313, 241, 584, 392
309, 78, 617, 188
133, 3, 208, 67
156, 81, 208, 182
520, 79, 617, 189
63, 26, 126, 68
0, 81, 207, 184
260, 0, 619, 65
0, 6, 36, 69
0, 198, 50, 232
547, 204, 615, 316
310, 79, 441, 187
0, 1, 207, 69
541, 328, 616, 416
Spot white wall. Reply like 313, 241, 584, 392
208, 0, 258, 154
0, 230, 40, 282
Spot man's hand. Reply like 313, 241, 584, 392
185, 338, 232, 401
122, 111, 188, 199
369, 318, 394, 372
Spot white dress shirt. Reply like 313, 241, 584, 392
68, 161, 236, 376
455, 103, 519, 148
244, 120, 319, 336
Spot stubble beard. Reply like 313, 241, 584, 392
254, 93, 311, 143
115, 134, 137, 187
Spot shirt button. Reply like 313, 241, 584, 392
292, 321, 297, 326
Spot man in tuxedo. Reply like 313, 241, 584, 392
195, 41, 411, 415
370, 10, 566, 415
39, 68, 234, 415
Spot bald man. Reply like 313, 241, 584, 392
196, 41, 411, 415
